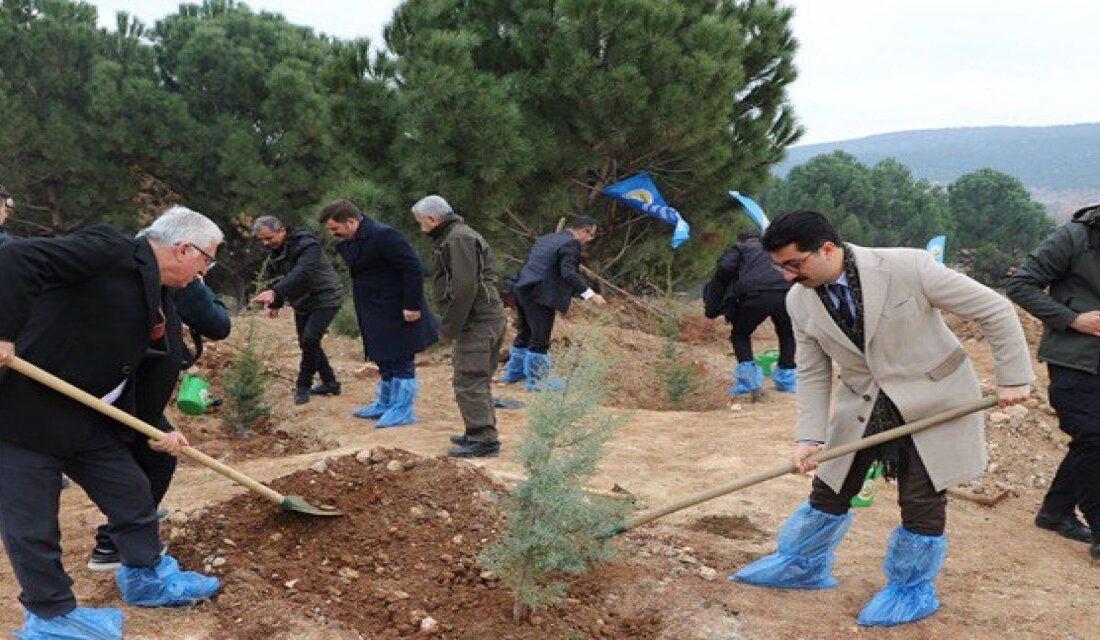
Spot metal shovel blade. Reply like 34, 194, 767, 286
280, 495, 343, 517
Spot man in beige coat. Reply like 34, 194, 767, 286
731, 210, 1033, 627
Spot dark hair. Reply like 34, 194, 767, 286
737, 228, 761, 242
568, 215, 598, 230
317, 199, 361, 224
761, 210, 841, 252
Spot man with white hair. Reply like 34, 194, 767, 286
412, 195, 507, 458
0, 206, 222, 639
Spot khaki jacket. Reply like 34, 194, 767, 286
789, 245, 1034, 492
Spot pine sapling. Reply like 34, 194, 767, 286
222, 316, 271, 437
478, 339, 630, 622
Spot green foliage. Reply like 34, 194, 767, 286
222, 317, 271, 437
654, 305, 697, 405
478, 338, 630, 622
765, 152, 1053, 286
330, 298, 360, 339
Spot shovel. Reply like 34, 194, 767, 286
6, 356, 342, 517
606, 396, 996, 536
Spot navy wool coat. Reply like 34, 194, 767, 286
336, 217, 438, 362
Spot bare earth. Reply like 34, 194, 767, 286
1, 301, 1096, 639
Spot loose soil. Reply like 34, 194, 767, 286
2, 300, 1098, 639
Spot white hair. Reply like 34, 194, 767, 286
411, 195, 454, 220
137, 205, 224, 247
252, 215, 284, 234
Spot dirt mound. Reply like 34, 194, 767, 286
689, 515, 769, 541
165, 448, 661, 639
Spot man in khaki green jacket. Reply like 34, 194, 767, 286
1007, 203, 1100, 561
412, 195, 507, 458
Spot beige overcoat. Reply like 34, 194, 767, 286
788, 245, 1034, 492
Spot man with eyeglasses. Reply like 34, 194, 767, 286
506, 215, 606, 390
0, 206, 222, 638
0, 194, 15, 247
251, 216, 346, 405
704, 227, 795, 399
730, 210, 1033, 627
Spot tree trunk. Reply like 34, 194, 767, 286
512, 557, 530, 623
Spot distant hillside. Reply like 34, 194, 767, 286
774, 123, 1100, 221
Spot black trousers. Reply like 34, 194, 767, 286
1041, 364, 1100, 533
809, 440, 947, 536
0, 421, 161, 617
512, 290, 556, 354
294, 306, 339, 390
729, 290, 795, 369
95, 427, 177, 551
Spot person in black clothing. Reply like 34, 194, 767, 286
0, 207, 221, 638
251, 216, 346, 405
87, 276, 231, 571
508, 216, 606, 390
705, 228, 796, 398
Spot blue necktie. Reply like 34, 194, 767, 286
827, 283, 854, 328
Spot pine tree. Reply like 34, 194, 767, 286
478, 339, 630, 622
222, 316, 271, 437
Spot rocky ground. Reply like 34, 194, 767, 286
0, 298, 1096, 639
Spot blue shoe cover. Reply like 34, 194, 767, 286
729, 361, 765, 396
375, 377, 418, 427
772, 367, 797, 393
730, 502, 852, 589
522, 352, 565, 392
353, 379, 392, 419
499, 347, 528, 383
117, 555, 220, 606
13, 607, 123, 640
857, 527, 946, 627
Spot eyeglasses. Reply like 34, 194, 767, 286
189, 243, 217, 270
771, 248, 820, 274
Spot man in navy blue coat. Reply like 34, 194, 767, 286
506, 216, 606, 390
319, 199, 438, 426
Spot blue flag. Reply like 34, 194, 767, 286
602, 172, 690, 248
729, 191, 769, 231
926, 235, 946, 263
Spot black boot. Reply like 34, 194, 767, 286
309, 380, 342, 396
293, 387, 310, 405
449, 434, 470, 446
1035, 511, 1092, 543
447, 442, 500, 458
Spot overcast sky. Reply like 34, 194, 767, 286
89, 0, 1100, 145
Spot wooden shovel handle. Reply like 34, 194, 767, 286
7, 356, 286, 506
617, 397, 997, 534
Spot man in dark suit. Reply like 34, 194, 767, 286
0, 206, 221, 638
509, 216, 606, 391
319, 199, 439, 427
251, 215, 346, 405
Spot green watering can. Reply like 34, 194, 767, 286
754, 348, 780, 376
176, 373, 213, 416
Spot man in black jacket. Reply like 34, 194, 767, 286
251, 216, 346, 405
87, 275, 231, 571
510, 216, 606, 390
1006, 203, 1100, 559
706, 228, 796, 398
0, 208, 221, 638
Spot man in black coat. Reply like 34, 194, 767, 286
509, 216, 606, 391
87, 275, 231, 571
319, 199, 439, 427
0, 207, 221, 638
251, 216, 346, 405
705, 228, 796, 398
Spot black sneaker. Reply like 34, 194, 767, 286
87, 546, 121, 572
1035, 512, 1092, 543
447, 442, 500, 458
309, 381, 342, 396
293, 388, 310, 405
